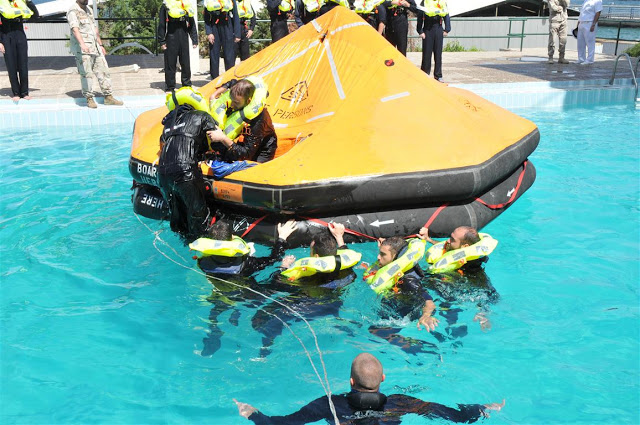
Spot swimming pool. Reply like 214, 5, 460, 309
1, 101, 638, 424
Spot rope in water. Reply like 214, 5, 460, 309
135, 214, 340, 425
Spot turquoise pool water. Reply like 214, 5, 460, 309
1, 102, 639, 424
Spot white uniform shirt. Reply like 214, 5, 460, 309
578, 0, 602, 22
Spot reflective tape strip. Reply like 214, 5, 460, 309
381, 92, 410, 102
273, 123, 289, 128
311, 19, 322, 32
260, 41, 321, 78
324, 41, 345, 99
306, 112, 335, 123
329, 21, 368, 35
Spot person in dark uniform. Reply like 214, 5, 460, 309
354, 0, 387, 34
208, 78, 278, 163
250, 223, 359, 357
235, 352, 506, 424
385, 0, 413, 56
294, 0, 321, 27
236, 0, 257, 61
157, 0, 198, 92
317, 0, 348, 17
196, 220, 298, 356
157, 93, 217, 240
416, 0, 450, 81
366, 236, 440, 356
266, 0, 294, 43
204, 0, 241, 80
0, 0, 38, 101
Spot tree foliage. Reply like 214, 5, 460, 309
100, 0, 163, 55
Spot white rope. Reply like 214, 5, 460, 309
135, 215, 340, 425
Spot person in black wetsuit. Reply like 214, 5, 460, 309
367, 236, 440, 356
251, 223, 358, 357
207, 78, 278, 163
197, 220, 297, 356
156, 97, 216, 240
234, 352, 505, 424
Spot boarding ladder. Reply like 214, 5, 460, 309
609, 53, 640, 103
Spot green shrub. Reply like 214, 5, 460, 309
625, 43, 640, 57
443, 40, 481, 52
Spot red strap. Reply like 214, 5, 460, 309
475, 161, 528, 210
300, 216, 378, 241
404, 202, 449, 239
241, 214, 268, 238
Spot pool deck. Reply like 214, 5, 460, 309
0, 47, 636, 103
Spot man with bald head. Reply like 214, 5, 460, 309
234, 352, 504, 424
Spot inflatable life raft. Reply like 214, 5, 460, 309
129, 7, 538, 247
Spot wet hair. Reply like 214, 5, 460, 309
311, 231, 338, 257
230, 79, 255, 102
380, 236, 407, 260
351, 353, 383, 391
208, 221, 233, 241
459, 226, 480, 246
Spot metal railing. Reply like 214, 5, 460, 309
609, 53, 639, 101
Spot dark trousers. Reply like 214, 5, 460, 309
2, 28, 29, 97
236, 25, 251, 61
164, 29, 191, 91
385, 13, 408, 56
270, 19, 288, 43
421, 23, 444, 79
209, 21, 236, 79
157, 168, 210, 239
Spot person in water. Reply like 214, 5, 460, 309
207, 78, 277, 163
250, 223, 360, 357
420, 226, 488, 271
367, 236, 440, 356
194, 219, 297, 356
234, 352, 505, 424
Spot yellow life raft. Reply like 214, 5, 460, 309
209, 76, 268, 141
281, 249, 361, 282
425, 233, 497, 274
165, 86, 210, 113
364, 239, 426, 294
189, 236, 251, 257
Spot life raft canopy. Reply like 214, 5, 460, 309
365, 238, 426, 294
425, 233, 498, 274
282, 249, 361, 282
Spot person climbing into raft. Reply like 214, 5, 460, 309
207, 77, 278, 163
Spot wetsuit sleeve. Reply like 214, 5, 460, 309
248, 396, 334, 425
232, 0, 241, 39
242, 238, 289, 276
223, 111, 277, 163
402, 268, 432, 301
157, 5, 168, 44
377, 5, 387, 25
387, 395, 486, 423
26, 1, 39, 20
294, 0, 304, 27
221, 78, 239, 90
188, 15, 198, 45
444, 14, 451, 33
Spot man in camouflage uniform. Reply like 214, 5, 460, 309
67, 0, 123, 108
547, 0, 569, 64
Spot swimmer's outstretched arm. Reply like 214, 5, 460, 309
417, 299, 439, 332
417, 227, 438, 245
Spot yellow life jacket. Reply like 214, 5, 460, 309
0, 0, 33, 19
364, 239, 426, 294
421, 0, 448, 17
164, 0, 195, 19
204, 0, 234, 13
353, 0, 383, 14
189, 235, 251, 257
209, 76, 268, 141
278, 0, 294, 12
302, 0, 322, 13
426, 233, 497, 274
328, 0, 349, 7
165, 86, 210, 113
281, 249, 361, 282
237, 0, 254, 18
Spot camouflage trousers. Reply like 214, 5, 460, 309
548, 18, 567, 58
73, 52, 113, 99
